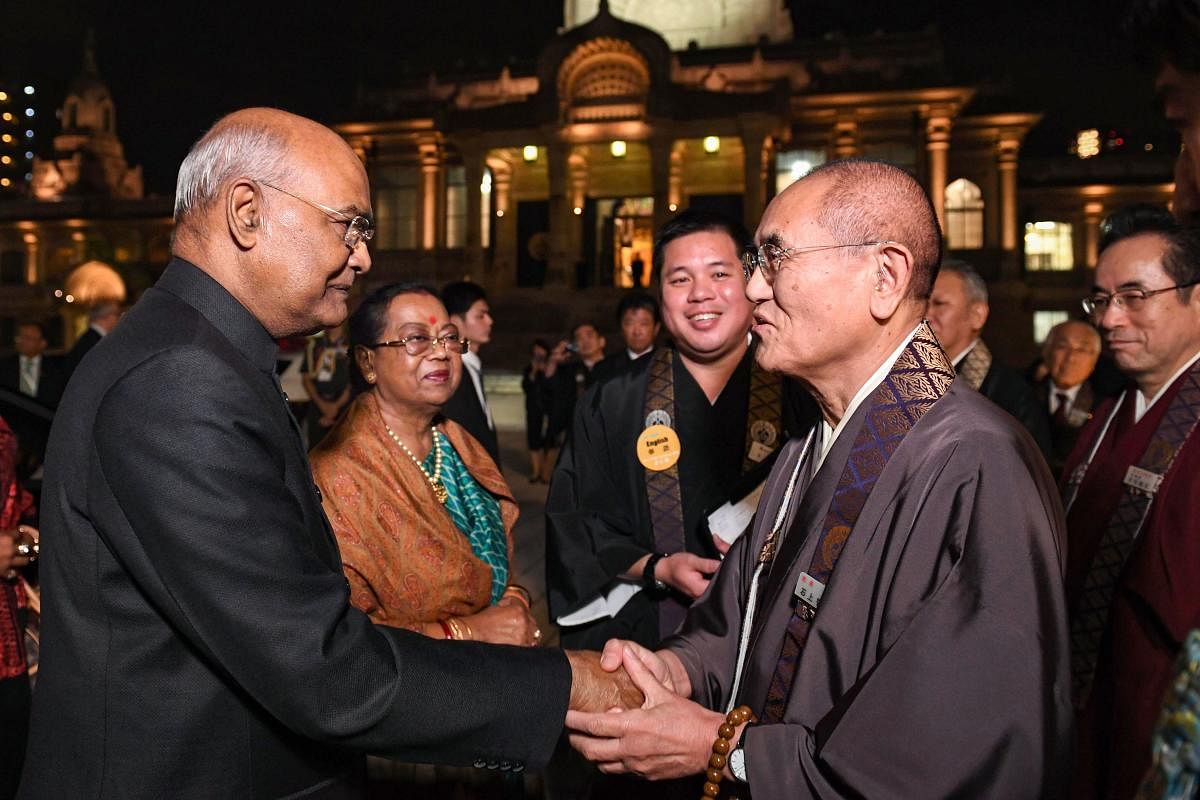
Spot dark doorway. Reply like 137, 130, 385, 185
516, 200, 549, 288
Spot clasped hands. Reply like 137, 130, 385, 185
566, 639, 728, 781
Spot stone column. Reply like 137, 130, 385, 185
833, 117, 858, 159
996, 135, 1021, 252
418, 138, 442, 251
650, 137, 674, 240
668, 142, 684, 212
925, 112, 953, 230
568, 149, 589, 270
22, 232, 39, 285
546, 141, 572, 287
490, 159, 517, 290
459, 141, 485, 277
1084, 201, 1104, 269
741, 130, 768, 232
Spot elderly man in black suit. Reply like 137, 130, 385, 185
1034, 319, 1105, 477
18, 108, 636, 800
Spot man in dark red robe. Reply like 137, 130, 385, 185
1063, 211, 1200, 799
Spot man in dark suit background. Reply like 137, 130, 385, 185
65, 301, 122, 375
1033, 319, 1105, 478
440, 281, 501, 464
0, 322, 66, 410
19, 108, 635, 800
0, 321, 66, 477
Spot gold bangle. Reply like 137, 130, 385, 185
502, 584, 532, 608
700, 705, 755, 799
447, 617, 473, 641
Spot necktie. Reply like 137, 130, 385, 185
1053, 392, 1070, 427
19, 357, 36, 396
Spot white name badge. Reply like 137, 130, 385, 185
747, 441, 774, 463
794, 571, 825, 609
1124, 465, 1163, 496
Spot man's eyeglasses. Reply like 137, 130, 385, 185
369, 333, 471, 357
1081, 280, 1200, 317
741, 241, 895, 284
258, 181, 375, 250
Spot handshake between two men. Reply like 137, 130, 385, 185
567, 639, 733, 782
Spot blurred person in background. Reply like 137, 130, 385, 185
522, 339, 553, 483
300, 321, 351, 448
441, 281, 500, 465
928, 259, 1052, 456
65, 302, 122, 376
592, 291, 661, 385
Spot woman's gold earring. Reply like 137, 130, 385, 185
367, 372, 376, 383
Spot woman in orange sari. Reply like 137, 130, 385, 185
310, 283, 538, 646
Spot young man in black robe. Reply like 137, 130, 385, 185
546, 210, 811, 653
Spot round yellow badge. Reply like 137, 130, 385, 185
637, 424, 682, 471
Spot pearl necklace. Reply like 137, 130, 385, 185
384, 422, 449, 504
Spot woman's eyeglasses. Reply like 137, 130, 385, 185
369, 333, 471, 356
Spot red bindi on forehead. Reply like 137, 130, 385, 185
428, 316, 437, 325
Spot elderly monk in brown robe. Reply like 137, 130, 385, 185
566, 159, 1072, 799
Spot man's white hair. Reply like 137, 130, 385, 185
173, 120, 293, 221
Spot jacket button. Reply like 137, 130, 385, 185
473, 759, 487, 769
512, 762, 525, 773
499, 760, 511, 771
486, 760, 499, 770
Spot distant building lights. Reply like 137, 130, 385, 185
1, 156, 11, 165
1076, 129, 1100, 159
54, 289, 63, 298
496, 209, 505, 217
0, 92, 7, 101
573, 206, 582, 215
522, 145, 538, 162
1, 113, 11, 122
24, 108, 34, 117
668, 202, 678, 212
1145, 143, 1154, 151
1, 135, 11, 144
24, 151, 32, 159
24, 130, 33, 138
702, 136, 720, 154
23, 86, 33, 95
0, 178, 9, 187
610, 140, 627, 158
65, 294, 75, 303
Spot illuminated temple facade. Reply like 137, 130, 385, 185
0, 2, 1175, 362
334, 0, 1171, 361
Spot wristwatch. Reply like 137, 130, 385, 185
642, 552, 669, 592
728, 724, 751, 783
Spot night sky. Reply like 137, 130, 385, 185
0, 0, 1167, 196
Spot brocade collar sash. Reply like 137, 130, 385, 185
754, 321, 955, 722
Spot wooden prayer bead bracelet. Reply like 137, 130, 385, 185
701, 705, 755, 799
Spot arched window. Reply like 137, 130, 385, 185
945, 178, 984, 249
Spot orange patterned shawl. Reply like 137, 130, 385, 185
310, 391, 518, 630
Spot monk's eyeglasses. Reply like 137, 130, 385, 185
741, 240, 896, 284
1081, 280, 1200, 317
369, 333, 471, 357
257, 181, 376, 250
